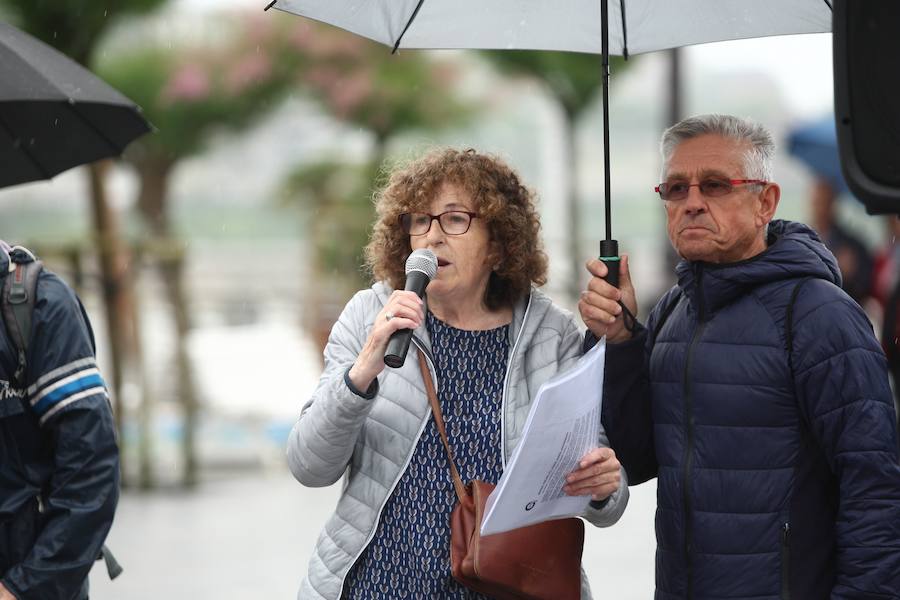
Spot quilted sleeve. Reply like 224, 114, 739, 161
286, 289, 380, 487
596, 286, 683, 487
792, 282, 900, 598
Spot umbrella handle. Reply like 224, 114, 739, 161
599, 239, 620, 289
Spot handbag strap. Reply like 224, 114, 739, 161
417, 351, 468, 503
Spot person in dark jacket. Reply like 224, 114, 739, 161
579, 114, 900, 599
808, 178, 873, 305
0, 243, 119, 600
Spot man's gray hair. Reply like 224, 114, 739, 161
660, 114, 775, 182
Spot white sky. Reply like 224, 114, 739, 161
686, 33, 834, 115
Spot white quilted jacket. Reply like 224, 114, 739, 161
288, 282, 629, 599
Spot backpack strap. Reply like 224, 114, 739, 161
2, 247, 43, 388
651, 289, 683, 344
784, 277, 814, 433
100, 545, 124, 580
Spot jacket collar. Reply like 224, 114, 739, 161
675, 219, 841, 318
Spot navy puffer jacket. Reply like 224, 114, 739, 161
0, 245, 119, 600
601, 220, 900, 599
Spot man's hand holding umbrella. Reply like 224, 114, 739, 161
580, 254, 637, 344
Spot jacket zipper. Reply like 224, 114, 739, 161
499, 293, 532, 468
683, 266, 706, 600
337, 337, 436, 595
781, 522, 791, 599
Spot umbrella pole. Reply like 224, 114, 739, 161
599, 0, 620, 287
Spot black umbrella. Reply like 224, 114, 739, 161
0, 22, 151, 189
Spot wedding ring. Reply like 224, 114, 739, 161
385, 312, 394, 321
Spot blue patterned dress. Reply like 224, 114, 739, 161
342, 311, 509, 599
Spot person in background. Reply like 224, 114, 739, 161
579, 114, 900, 599
287, 148, 628, 600
809, 177, 873, 304
872, 215, 900, 431
0, 243, 119, 600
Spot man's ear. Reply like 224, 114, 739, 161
757, 182, 781, 226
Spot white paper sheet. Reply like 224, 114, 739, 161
480, 338, 606, 536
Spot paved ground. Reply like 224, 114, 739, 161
90, 465, 657, 599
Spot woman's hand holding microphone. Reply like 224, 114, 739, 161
348, 291, 425, 392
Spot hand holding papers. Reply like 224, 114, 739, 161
481, 339, 607, 536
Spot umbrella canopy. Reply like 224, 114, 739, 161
268, 0, 832, 276
787, 115, 849, 196
0, 22, 151, 189
269, 0, 831, 56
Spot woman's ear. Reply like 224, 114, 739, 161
486, 240, 504, 271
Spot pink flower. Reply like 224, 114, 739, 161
225, 53, 273, 95
324, 34, 369, 60
431, 61, 459, 88
293, 27, 368, 60
328, 70, 373, 117
305, 66, 343, 90
160, 64, 211, 105
288, 23, 316, 51
241, 14, 276, 45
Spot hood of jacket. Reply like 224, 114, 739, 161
675, 219, 841, 316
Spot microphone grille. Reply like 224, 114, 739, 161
405, 248, 438, 280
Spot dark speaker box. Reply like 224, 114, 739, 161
833, 0, 900, 215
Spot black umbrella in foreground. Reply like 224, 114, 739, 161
0, 21, 151, 189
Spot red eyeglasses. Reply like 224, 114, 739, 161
655, 178, 767, 201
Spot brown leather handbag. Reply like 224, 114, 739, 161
417, 352, 585, 600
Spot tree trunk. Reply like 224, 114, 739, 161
136, 158, 200, 488
86, 161, 151, 488
161, 251, 198, 488
137, 158, 172, 234
562, 110, 582, 302
64, 246, 84, 296
308, 142, 385, 360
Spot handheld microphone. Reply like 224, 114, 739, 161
384, 248, 438, 368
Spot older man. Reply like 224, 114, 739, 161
580, 114, 900, 599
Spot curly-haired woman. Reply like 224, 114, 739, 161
288, 148, 628, 600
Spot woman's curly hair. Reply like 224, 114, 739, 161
366, 148, 548, 310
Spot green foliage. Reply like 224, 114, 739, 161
480, 50, 631, 117
277, 25, 472, 295
95, 16, 307, 163
96, 48, 182, 154
0, 0, 167, 63
281, 159, 378, 290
